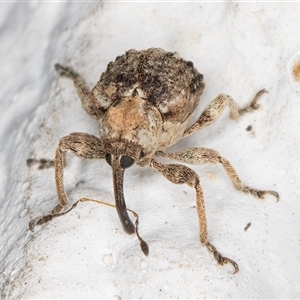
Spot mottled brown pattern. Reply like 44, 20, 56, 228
94, 48, 204, 123
29, 48, 279, 274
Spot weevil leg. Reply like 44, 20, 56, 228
184, 89, 267, 137
29, 132, 105, 231
55, 64, 104, 120
150, 159, 239, 273
155, 148, 279, 202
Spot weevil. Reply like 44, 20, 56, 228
29, 48, 279, 273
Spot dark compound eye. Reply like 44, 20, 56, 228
105, 153, 112, 166
120, 156, 134, 169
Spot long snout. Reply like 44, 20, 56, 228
112, 168, 135, 234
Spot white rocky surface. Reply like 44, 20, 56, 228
0, 2, 299, 299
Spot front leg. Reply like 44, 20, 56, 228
184, 89, 267, 137
29, 132, 105, 231
150, 159, 239, 273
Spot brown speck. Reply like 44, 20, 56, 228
292, 59, 300, 82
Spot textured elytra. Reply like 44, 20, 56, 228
93, 48, 205, 123
29, 48, 279, 274
95, 48, 206, 165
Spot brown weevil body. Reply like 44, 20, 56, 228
29, 48, 279, 273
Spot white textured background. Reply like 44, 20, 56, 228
1, 2, 300, 299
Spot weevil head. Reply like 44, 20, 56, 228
99, 93, 162, 234
99, 93, 162, 167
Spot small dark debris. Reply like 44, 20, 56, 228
76, 180, 85, 187
246, 125, 252, 131
244, 222, 251, 231
26, 158, 35, 167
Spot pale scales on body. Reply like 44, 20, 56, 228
29, 48, 279, 273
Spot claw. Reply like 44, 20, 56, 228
223, 257, 239, 274
239, 89, 268, 115
256, 190, 280, 202
206, 242, 239, 274
29, 218, 38, 232
249, 89, 268, 109
263, 190, 280, 202
29, 214, 55, 232
29, 202, 78, 232
243, 186, 280, 202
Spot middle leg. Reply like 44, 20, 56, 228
155, 147, 279, 202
